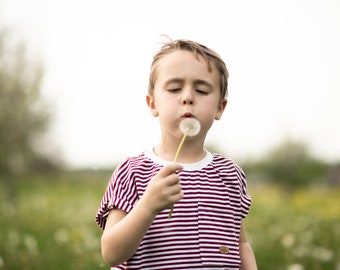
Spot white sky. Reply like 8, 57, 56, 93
1, 0, 340, 168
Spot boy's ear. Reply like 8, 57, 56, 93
146, 94, 159, 117
215, 98, 227, 120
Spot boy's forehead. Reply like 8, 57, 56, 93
159, 50, 206, 64
157, 50, 213, 75
155, 50, 220, 87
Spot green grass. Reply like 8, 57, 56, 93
0, 170, 111, 270
247, 184, 340, 270
0, 171, 339, 269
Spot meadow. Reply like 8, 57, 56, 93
0, 170, 339, 270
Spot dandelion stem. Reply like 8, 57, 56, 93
173, 134, 187, 163
168, 133, 187, 219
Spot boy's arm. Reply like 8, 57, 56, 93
239, 219, 258, 270
101, 202, 156, 266
101, 163, 183, 267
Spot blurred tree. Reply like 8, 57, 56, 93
0, 28, 56, 177
245, 140, 328, 190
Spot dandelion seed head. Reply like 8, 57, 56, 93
312, 246, 334, 262
287, 263, 304, 270
54, 228, 69, 245
24, 234, 38, 254
180, 118, 201, 137
281, 233, 295, 248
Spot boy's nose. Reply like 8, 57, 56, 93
182, 88, 194, 105
183, 98, 193, 105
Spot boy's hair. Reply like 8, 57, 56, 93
148, 38, 229, 101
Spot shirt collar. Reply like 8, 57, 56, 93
144, 147, 213, 171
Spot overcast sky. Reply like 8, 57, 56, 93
1, 0, 340, 168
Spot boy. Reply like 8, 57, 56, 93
96, 38, 257, 269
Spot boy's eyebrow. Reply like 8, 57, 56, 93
164, 78, 184, 85
193, 79, 214, 89
164, 78, 214, 89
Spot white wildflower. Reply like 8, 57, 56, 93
281, 233, 295, 248
287, 263, 304, 270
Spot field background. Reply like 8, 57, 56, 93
0, 170, 339, 270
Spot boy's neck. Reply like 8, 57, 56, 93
153, 141, 206, 164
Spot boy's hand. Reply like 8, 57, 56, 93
140, 163, 183, 215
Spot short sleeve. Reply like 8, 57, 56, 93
95, 160, 139, 229
237, 164, 252, 218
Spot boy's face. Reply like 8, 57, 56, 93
146, 50, 227, 140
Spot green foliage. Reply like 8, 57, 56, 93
0, 28, 54, 175
243, 140, 328, 189
0, 171, 339, 270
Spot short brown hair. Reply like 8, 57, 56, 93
148, 39, 229, 102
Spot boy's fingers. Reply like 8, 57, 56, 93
158, 163, 183, 177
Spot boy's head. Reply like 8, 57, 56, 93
148, 39, 229, 103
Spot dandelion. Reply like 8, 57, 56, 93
293, 245, 310, 258
281, 233, 295, 249
287, 263, 304, 270
172, 118, 201, 163
311, 246, 334, 262
54, 228, 69, 245
24, 234, 38, 255
168, 118, 201, 219
179, 118, 201, 137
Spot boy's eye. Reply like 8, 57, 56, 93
196, 89, 208, 95
168, 88, 182, 93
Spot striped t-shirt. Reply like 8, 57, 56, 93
96, 150, 252, 270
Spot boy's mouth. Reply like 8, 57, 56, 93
181, 112, 194, 119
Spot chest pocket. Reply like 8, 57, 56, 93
197, 191, 241, 267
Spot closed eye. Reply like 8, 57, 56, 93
196, 89, 209, 95
168, 88, 182, 93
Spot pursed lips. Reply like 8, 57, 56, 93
181, 112, 194, 119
